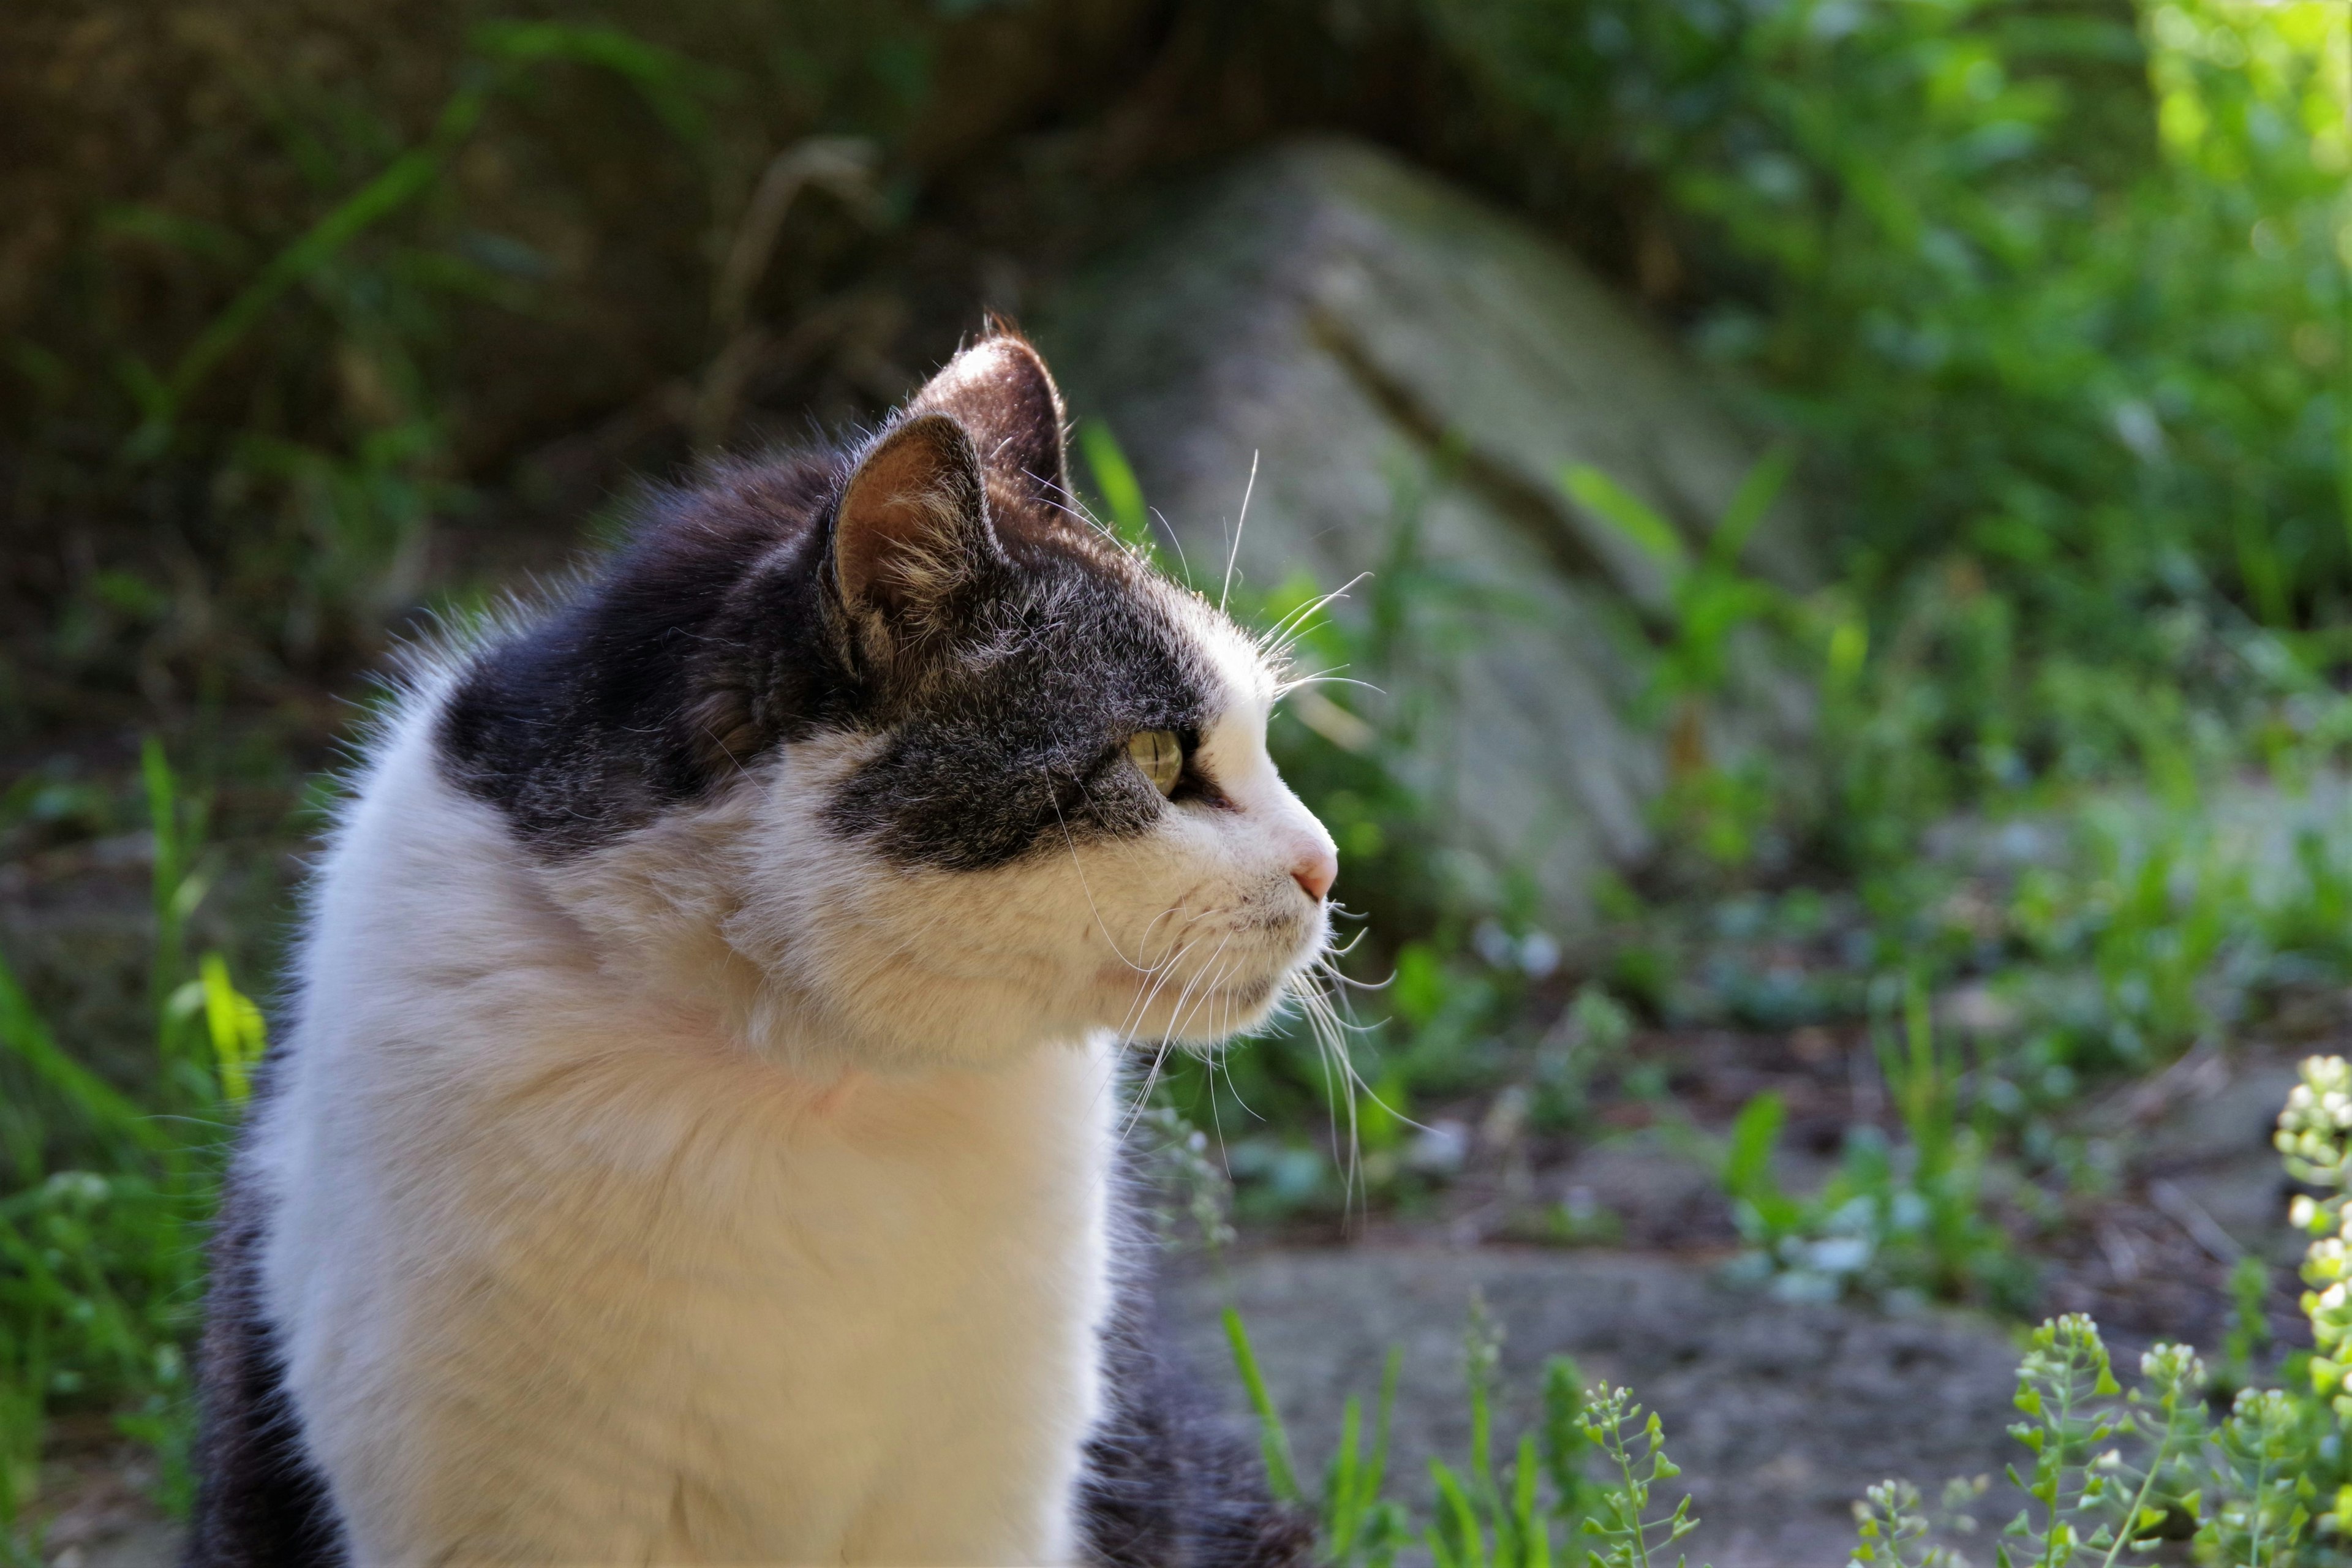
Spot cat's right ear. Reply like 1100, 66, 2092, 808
831, 413, 1003, 663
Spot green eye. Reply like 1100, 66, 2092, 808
1127, 729, 1184, 797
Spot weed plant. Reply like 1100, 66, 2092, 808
1223, 1299, 1705, 1568
1199, 1059, 2352, 1567
0, 748, 263, 1550
1842, 1054, 2352, 1567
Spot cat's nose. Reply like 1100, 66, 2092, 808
1292, 843, 1337, 904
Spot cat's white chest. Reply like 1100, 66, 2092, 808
254, 737, 1120, 1565
608, 1051, 1119, 1566
266, 1027, 1117, 1566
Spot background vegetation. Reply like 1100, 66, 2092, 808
9, 0, 2352, 1559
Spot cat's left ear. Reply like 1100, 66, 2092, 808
905, 333, 1070, 516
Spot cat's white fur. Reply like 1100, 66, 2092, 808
249, 589, 1336, 1566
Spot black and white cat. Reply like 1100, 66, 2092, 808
187, 334, 1335, 1566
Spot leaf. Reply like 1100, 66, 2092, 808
1561, 464, 1689, 580
1708, 442, 1795, 570
1722, 1092, 1787, 1204
1079, 421, 1152, 554
0, 951, 166, 1154
199, 952, 268, 1107
1224, 1307, 1303, 1503
469, 21, 721, 150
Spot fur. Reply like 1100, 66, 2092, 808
189, 334, 1333, 1566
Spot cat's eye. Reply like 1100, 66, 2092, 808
1127, 730, 1184, 797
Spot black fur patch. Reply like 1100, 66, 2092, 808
821, 546, 1218, 870
1079, 1171, 1317, 1568
438, 342, 1225, 872
185, 1062, 344, 1568
437, 455, 854, 856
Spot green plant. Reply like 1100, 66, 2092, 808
1851, 1318, 2318, 1566
1853, 1054, 2352, 1565
1720, 978, 2029, 1311
1561, 451, 1795, 871
1225, 1302, 1704, 1568
1569, 1386, 1701, 1568
1, 745, 268, 1547
1849, 1477, 1988, 1568
11, 18, 737, 709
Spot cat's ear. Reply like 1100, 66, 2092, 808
832, 413, 1001, 650
905, 333, 1070, 516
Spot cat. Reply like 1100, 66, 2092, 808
186, 331, 1336, 1567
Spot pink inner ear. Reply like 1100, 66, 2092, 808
835, 415, 987, 618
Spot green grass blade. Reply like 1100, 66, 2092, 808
1079, 421, 1154, 559
1561, 464, 1689, 581
1223, 1306, 1303, 1503
0, 952, 164, 1154
160, 79, 497, 420
1709, 442, 1795, 569
1363, 1345, 1401, 1521
1515, 1433, 1547, 1568
1431, 1459, 1490, 1568
1330, 1393, 1363, 1556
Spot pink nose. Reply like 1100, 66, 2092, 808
1292, 844, 1338, 904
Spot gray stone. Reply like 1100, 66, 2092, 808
1043, 138, 1815, 922
1172, 1246, 2026, 1568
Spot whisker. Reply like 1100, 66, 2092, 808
1159, 934, 1235, 1049
1119, 1036, 1178, 1140
1273, 673, 1385, 699
1253, 573, 1370, 662
1112, 930, 1205, 1045
1220, 449, 1259, 615
1153, 507, 1193, 584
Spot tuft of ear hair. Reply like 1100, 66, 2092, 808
907, 332, 1069, 516
833, 413, 1001, 651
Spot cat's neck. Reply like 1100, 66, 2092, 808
319, 696, 1103, 1080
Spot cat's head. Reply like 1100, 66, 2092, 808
439, 334, 1337, 1068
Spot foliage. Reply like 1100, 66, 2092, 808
12, 0, 2352, 1552
1226, 1301, 1704, 1568
1850, 1055, 2352, 1567
3, 13, 899, 722
1715, 982, 2031, 1313
1434, 0, 2352, 650
1562, 447, 1798, 871
0, 747, 263, 1550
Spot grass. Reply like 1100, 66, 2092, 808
0, 745, 264, 1549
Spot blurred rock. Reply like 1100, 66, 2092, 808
1044, 140, 1816, 921
1172, 1245, 2022, 1568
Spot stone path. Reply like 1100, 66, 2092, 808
1173, 1246, 2030, 1567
